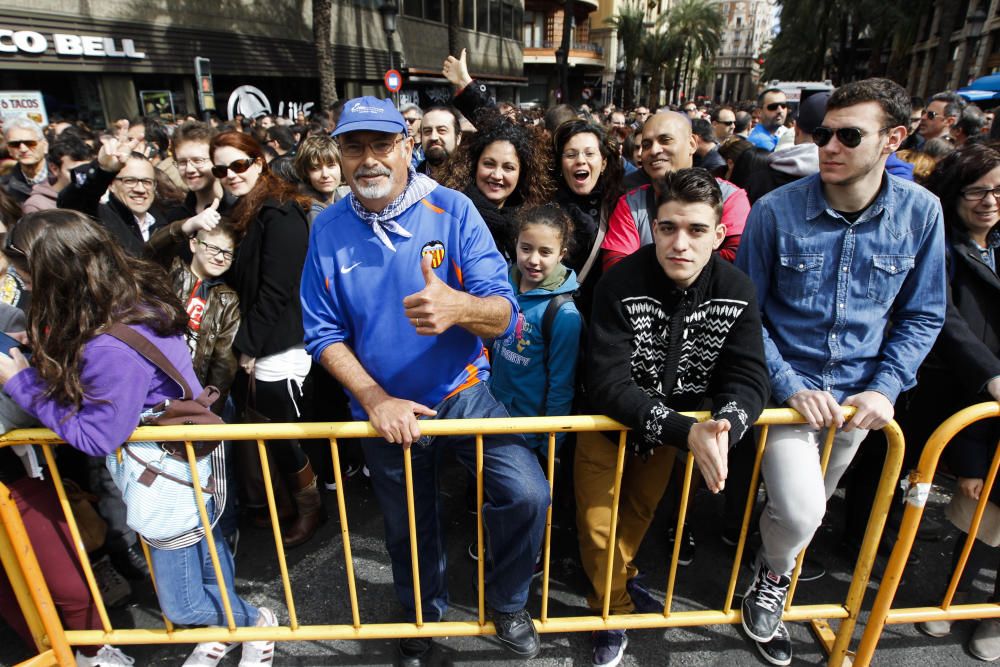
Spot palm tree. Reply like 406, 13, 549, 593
659, 0, 723, 104
606, 0, 647, 109
641, 31, 679, 108
314, 0, 337, 107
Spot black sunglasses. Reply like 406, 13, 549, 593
812, 125, 892, 148
211, 158, 256, 179
2, 232, 27, 262
766, 102, 788, 111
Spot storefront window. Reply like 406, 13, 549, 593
463, 0, 476, 28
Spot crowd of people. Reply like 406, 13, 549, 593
0, 52, 996, 667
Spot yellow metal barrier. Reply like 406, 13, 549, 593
854, 401, 1000, 667
0, 409, 902, 667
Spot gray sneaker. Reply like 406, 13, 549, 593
92, 555, 131, 608
917, 592, 968, 638
969, 618, 1000, 661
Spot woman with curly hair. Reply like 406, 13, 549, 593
209, 131, 324, 548
442, 110, 553, 262
550, 119, 624, 312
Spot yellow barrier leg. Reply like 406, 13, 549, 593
600, 432, 629, 620
0, 483, 76, 665
723, 425, 768, 614
540, 432, 556, 624
403, 446, 423, 627
40, 445, 112, 633
257, 440, 299, 630
663, 453, 695, 616
475, 434, 485, 626
329, 439, 362, 628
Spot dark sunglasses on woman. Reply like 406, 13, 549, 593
211, 158, 256, 179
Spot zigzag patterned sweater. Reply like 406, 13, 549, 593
587, 245, 770, 454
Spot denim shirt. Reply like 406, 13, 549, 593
736, 172, 946, 405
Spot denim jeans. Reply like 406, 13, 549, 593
362, 381, 550, 621
147, 523, 259, 627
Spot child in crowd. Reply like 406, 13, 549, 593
489, 204, 583, 457
147, 210, 241, 413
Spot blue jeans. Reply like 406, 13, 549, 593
362, 381, 550, 621
147, 523, 259, 627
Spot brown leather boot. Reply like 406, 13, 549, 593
252, 478, 297, 529
282, 461, 327, 548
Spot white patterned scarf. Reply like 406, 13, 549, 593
348, 169, 438, 251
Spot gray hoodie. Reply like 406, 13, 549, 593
768, 143, 819, 178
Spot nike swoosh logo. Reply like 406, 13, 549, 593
340, 261, 362, 274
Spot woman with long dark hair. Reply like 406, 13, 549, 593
549, 119, 624, 312
904, 144, 1000, 660
442, 110, 553, 262
209, 131, 323, 548
0, 210, 277, 666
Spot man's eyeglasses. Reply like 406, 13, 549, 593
116, 176, 155, 189
960, 186, 1000, 202
211, 158, 257, 179
194, 239, 235, 261
766, 102, 788, 111
337, 137, 403, 158
812, 125, 891, 149
923, 110, 939, 120
177, 157, 211, 169
715, 120, 736, 126
6, 140, 38, 150
403, 117, 421, 124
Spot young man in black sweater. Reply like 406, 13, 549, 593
576, 168, 770, 667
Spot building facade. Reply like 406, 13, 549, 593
0, 0, 524, 128
906, 0, 1000, 98
710, 0, 775, 104
521, 0, 603, 106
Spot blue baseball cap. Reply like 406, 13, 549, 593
332, 96, 407, 137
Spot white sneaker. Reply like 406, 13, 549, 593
183, 640, 238, 666
239, 606, 277, 666
92, 556, 131, 608
75, 645, 135, 666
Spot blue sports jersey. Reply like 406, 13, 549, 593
301, 185, 518, 419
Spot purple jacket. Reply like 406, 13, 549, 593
4, 324, 201, 457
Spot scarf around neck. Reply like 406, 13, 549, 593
348, 168, 438, 251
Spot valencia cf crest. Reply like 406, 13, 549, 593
421, 240, 446, 269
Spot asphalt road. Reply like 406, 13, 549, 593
1, 449, 995, 667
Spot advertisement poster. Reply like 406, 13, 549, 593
0, 91, 48, 126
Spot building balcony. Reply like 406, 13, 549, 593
525, 0, 599, 12
524, 40, 604, 66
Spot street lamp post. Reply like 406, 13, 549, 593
380, 0, 399, 103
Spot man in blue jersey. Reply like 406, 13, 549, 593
301, 97, 548, 665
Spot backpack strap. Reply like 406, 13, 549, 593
542, 293, 575, 347
105, 323, 193, 400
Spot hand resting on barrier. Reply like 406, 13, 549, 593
787, 389, 845, 430
842, 390, 893, 433
688, 418, 730, 493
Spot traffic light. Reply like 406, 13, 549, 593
194, 57, 216, 112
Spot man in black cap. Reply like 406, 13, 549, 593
744, 91, 830, 205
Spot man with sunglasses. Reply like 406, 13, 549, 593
918, 91, 963, 144
747, 88, 788, 152
300, 96, 548, 666
710, 106, 736, 142
1, 118, 49, 205
735, 78, 946, 666
57, 135, 167, 257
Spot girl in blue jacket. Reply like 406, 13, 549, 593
489, 205, 583, 456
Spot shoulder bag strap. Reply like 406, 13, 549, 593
105, 323, 193, 400
577, 207, 608, 286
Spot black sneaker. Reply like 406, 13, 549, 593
666, 525, 695, 566
755, 620, 792, 666
741, 558, 791, 643
398, 637, 433, 666
491, 608, 540, 658
592, 629, 627, 666
110, 543, 149, 581
626, 576, 663, 613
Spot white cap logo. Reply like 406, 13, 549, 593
350, 102, 385, 115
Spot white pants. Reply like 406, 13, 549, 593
758, 424, 869, 574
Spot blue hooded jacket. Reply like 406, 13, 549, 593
489, 265, 583, 451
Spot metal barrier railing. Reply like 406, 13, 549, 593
854, 401, 1000, 667
0, 409, 903, 667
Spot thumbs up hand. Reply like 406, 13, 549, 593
442, 48, 473, 89
181, 198, 222, 235
403, 252, 461, 335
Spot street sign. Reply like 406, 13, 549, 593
384, 69, 402, 93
